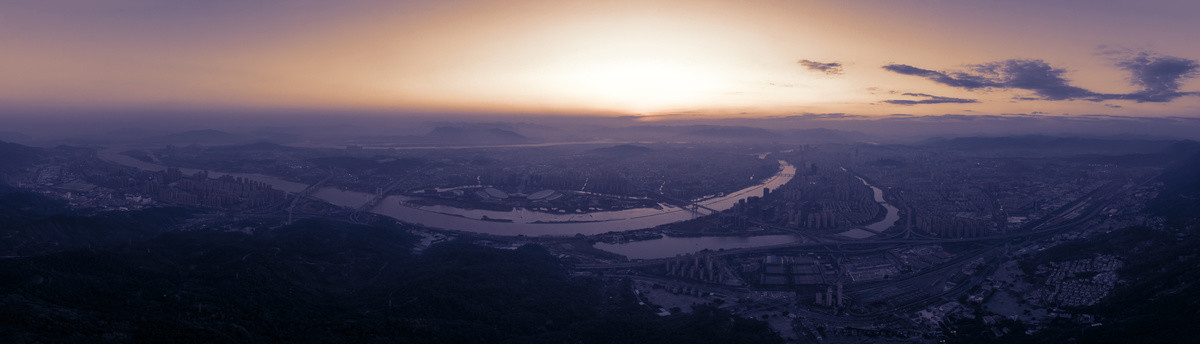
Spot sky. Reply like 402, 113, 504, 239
2, 0, 1200, 119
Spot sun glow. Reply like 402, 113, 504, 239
384, 1, 913, 116
388, 3, 785, 114
536, 57, 729, 113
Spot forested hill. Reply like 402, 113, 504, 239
1149, 149, 1200, 227
0, 218, 781, 343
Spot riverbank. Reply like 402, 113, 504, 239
98, 146, 798, 237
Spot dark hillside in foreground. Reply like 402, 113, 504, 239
1149, 148, 1200, 227
0, 185, 194, 257
0, 219, 781, 343
953, 226, 1200, 344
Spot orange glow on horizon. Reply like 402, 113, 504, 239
1, 0, 1199, 117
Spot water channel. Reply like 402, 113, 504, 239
98, 147, 903, 257
97, 147, 799, 237
595, 173, 903, 259
835, 176, 902, 239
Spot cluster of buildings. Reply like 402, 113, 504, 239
1028, 254, 1123, 307
410, 185, 660, 214
14, 152, 289, 213
392, 144, 778, 203
20, 163, 148, 211
661, 253, 743, 286
730, 164, 884, 230
754, 255, 835, 286
814, 282, 844, 308
844, 254, 901, 282
889, 245, 955, 272
847, 147, 1157, 239
133, 169, 287, 209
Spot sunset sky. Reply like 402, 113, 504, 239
3, 0, 1199, 118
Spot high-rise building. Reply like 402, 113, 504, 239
836, 282, 844, 308
826, 286, 834, 307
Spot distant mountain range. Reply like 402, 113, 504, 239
683, 126, 780, 139
922, 135, 1184, 155
422, 126, 533, 145
0, 140, 39, 171
581, 125, 868, 144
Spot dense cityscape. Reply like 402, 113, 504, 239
3, 127, 1199, 343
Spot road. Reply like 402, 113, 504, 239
287, 176, 331, 224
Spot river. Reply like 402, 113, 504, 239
598, 171, 903, 259
97, 147, 796, 236
836, 176, 901, 238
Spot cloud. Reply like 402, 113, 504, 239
883, 54, 1200, 103
883, 60, 1100, 100
881, 64, 997, 89
798, 59, 844, 75
921, 114, 978, 121
1114, 53, 1200, 102
974, 60, 1101, 100
882, 93, 979, 105
780, 113, 866, 120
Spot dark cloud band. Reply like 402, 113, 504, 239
798, 59, 844, 75
883, 53, 1200, 103
883, 93, 978, 105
